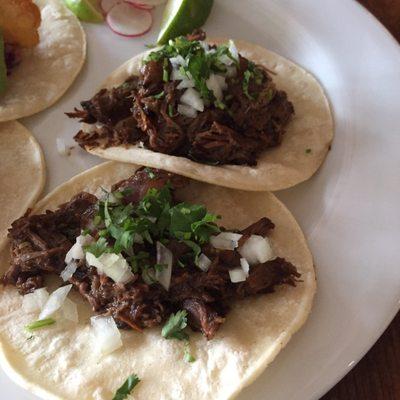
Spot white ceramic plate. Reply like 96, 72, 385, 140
1, 0, 400, 399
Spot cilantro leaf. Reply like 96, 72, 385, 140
184, 341, 196, 363
84, 237, 112, 257
25, 318, 56, 332
162, 310, 189, 341
112, 374, 140, 400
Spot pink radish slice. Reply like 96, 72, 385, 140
130, 2, 154, 10
101, 0, 121, 13
107, 1, 153, 37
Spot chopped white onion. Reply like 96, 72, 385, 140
180, 88, 204, 112
177, 78, 195, 90
169, 55, 186, 68
86, 252, 134, 284
60, 260, 78, 282
91, 316, 122, 357
177, 104, 198, 118
229, 268, 247, 283
238, 235, 274, 266
229, 40, 239, 62
198, 253, 212, 272
22, 288, 49, 313
210, 232, 242, 251
219, 54, 234, 66
65, 234, 93, 264
39, 285, 72, 320
61, 298, 78, 323
155, 241, 173, 291
171, 68, 186, 81
146, 216, 157, 223
56, 138, 68, 156
240, 258, 250, 277
206, 74, 227, 101
200, 41, 210, 52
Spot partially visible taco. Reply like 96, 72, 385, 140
68, 31, 333, 191
0, 162, 315, 400
0, 0, 86, 122
0, 121, 45, 246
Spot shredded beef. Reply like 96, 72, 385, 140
3, 169, 300, 339
69, 31, 294, 166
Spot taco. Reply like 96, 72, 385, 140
67, 31, 333, 191
0, 121, 45, 246
0, 162, 315, 400
0, 0, 86, 122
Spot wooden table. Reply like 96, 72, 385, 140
322, 1, 400, 399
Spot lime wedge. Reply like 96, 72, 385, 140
157, 0, 213, 45
0, 32, 7, 94
64, 0, 104, 23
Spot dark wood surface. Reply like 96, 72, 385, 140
322, 1, 400, 399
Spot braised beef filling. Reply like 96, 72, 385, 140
67, 31, 294, 166
4, 168, 300, 339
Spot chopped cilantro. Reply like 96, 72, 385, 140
162, 310, 189, 341
144, 167, 156, 179
184, 342, 196, 363
163, 58, 169, 82
25, 318, 56, 332
153, 91, 165, 99
112, 374, 140, 400
84, 237, 111, 257
168, 104, 174, 117
243, 70, 254, 100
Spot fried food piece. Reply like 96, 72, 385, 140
0, 0, 41, 48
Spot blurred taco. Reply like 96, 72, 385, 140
0, 0, 86, 122
68, 31, 333, 191
0, 162, 315, 400
0, 120, 45, 246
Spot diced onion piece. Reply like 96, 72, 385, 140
155, 241, 173, 290
65, 234, 93, 263
177, 78, 195, 90
210, 232, 242, 251
106, 2, 153, 38
56, 138, 68, 156
22, 288, 49, 313
61, 298, 79, 323
169, 55, 186, 68
86, 252, 134, 284
177, 104, 197, 118
206, 74, 226, 101
240, 258, 250, 277
219, 54, 234, 66
180, 88, 204, 112
198, 253, 212, 272
60, 260, 78, 282
229, 268, 247, 283
229, 40, 239, 62
91, 316, 122, 357
238, 235, 274, 266
171, 68, 186, 81
39, 285, 72, 320
225, 65, 237, 78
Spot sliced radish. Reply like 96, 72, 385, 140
107, 2, 153, 37
101, 0, 121, 14
130, 2, 154, 10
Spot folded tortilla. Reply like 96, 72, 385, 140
80, 39, 333, 191
0, 121, 45, 247
0, 0, 86, 122
0, 161, 315, 400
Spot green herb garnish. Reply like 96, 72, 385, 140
184, 342, 196, 363
162, 310, 189, 341
152, 91, 165, 99
112, 374, 140, 400
25, 318, 56, 332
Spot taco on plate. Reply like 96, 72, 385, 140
67, 31, 333, 191
0, 162, 315, 400
0, 0, 86, 122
